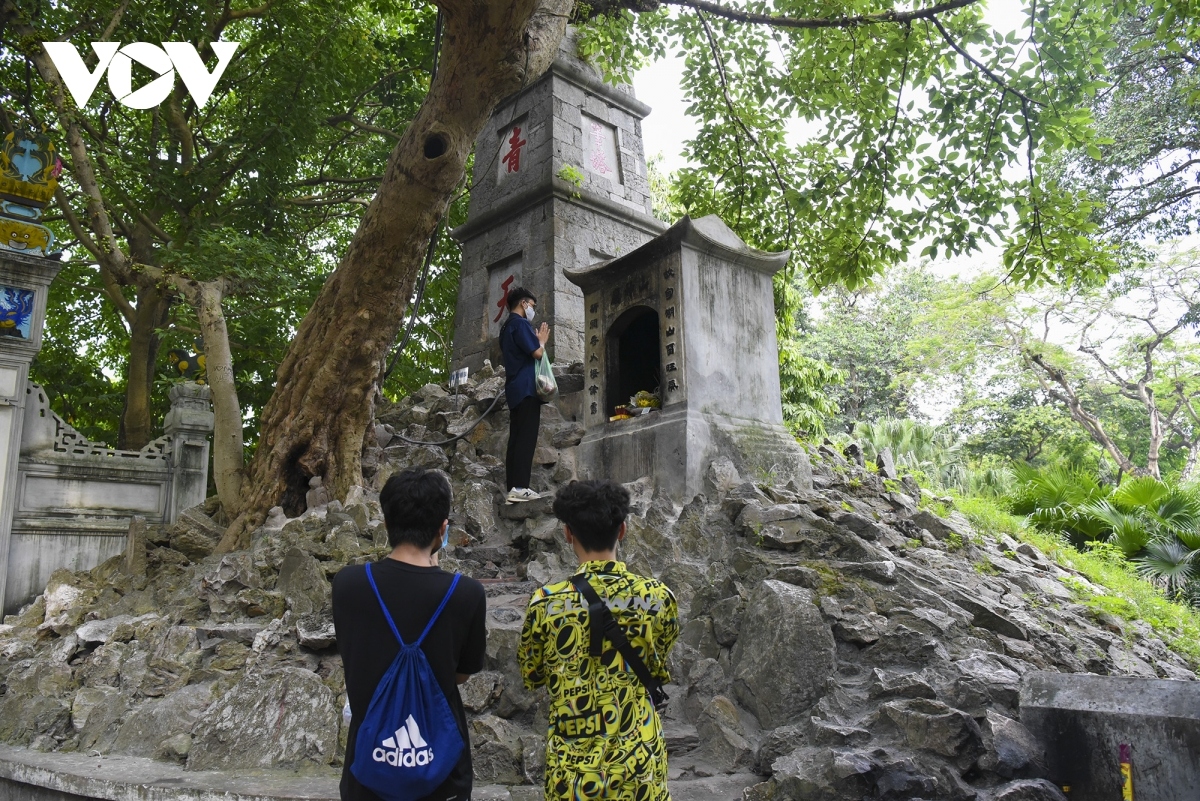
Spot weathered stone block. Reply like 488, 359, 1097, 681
188, 667, 337, 770
731, 580, 835, 728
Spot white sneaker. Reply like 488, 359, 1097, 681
505, 488, 540, 504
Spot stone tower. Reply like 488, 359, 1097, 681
449, 28, 667, 372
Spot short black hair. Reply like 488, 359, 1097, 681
507, 286, 536, 310
552, 480, 630, 552
379, 468, 451, 549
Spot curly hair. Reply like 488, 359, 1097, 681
379, 468, 451, 549
552, 479, 631, 553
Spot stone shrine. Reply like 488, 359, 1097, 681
565, 215, 811, 500
450, 28, 667, 371
450, 29, 809, 501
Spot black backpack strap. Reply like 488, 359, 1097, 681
570, 574, 669, 711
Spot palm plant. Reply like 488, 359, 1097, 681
1008, 464, 1109, 547
852, 418, 967, 490
1078, 499, 1153, 556
1011, 468, 1200, 607
1136, 539, 1199, 596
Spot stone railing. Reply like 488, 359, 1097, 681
1, 382, 213, 613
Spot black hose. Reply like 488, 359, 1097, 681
388, 389, 505, 447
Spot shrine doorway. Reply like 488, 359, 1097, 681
606, 306, 661, 415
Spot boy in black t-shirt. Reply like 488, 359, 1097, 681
333, 468, 487, 801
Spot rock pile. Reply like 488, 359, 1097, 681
0, 367, 1194, 800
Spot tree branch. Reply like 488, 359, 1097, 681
99, 0, 131, 41
324, 113, 403, 141
930, 16, 1044, 108
291, 174, 383, 188
661, 0, 982, 30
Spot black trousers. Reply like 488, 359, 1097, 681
506, 396, 542, 491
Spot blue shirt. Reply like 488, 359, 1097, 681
500, 313, 541, 407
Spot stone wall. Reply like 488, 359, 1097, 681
1021, 671, 1200, 800
1, 383, 212, 614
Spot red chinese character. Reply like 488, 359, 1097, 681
501, 127, 527, 174
493, 274, 515, 323
589, 122, 612, 175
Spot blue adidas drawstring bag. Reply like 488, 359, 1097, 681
350, 565, 465, 800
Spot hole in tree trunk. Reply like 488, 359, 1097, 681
424, 133, 448, 159
281, 446, 311, 517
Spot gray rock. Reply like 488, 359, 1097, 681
980, 710, 1049, 780
706, 457, 743, 497
720, 482, 774, 521
124, 515, 149, 576
188, 667, 338, 770
296, 612, 337, 650
910, 509, 970, 542
550, 422, 586, 448
469, 714, 526, 784
681, 617, 721, 660
836, 559, 897, 584
881, 698, 984, 762
685, 658, 730, 721
732, 581, 835, 727
498, 495, 554, 520
460, 670, 503, 712
867, 668, 937, 700
75, 615, 141, 645
986, 779, 1068, 801
835, 513, 888, 542
76, 687, 128, 752
409, 444, 451, 471
876, 448, 897, 480
156, 733, 192, 763
142, 625, 202, 697
696, 695, 753, 770
1108, 645, 1158, 677
809, 718, 870, 746
820, 596, 887, 646
955, 651, 1022, 708
112, 683, 216, 757
71, 687, 119, 732
193, 622, 264, 646
754, 723, 807, 773
866, 624, 951, 666
773, 565, 822, 590
953, 594, 1028, 641
710, 596, 745, 647
169, 507, 225, 559
457, 481, 499, 539
277, 547, 331, 616
771, 746, 881, 801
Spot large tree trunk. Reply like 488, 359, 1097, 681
194, 280, 243, 516
217, 0, 572, 551
118, 282, 170, 449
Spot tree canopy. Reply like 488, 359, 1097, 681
2, 0, 1196, 541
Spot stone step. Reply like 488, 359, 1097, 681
0, 743, 760, 801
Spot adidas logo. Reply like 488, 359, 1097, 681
372, 714, 435, 768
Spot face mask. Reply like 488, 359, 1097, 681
441, 523, 450, 551
524, 305, 536, 322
